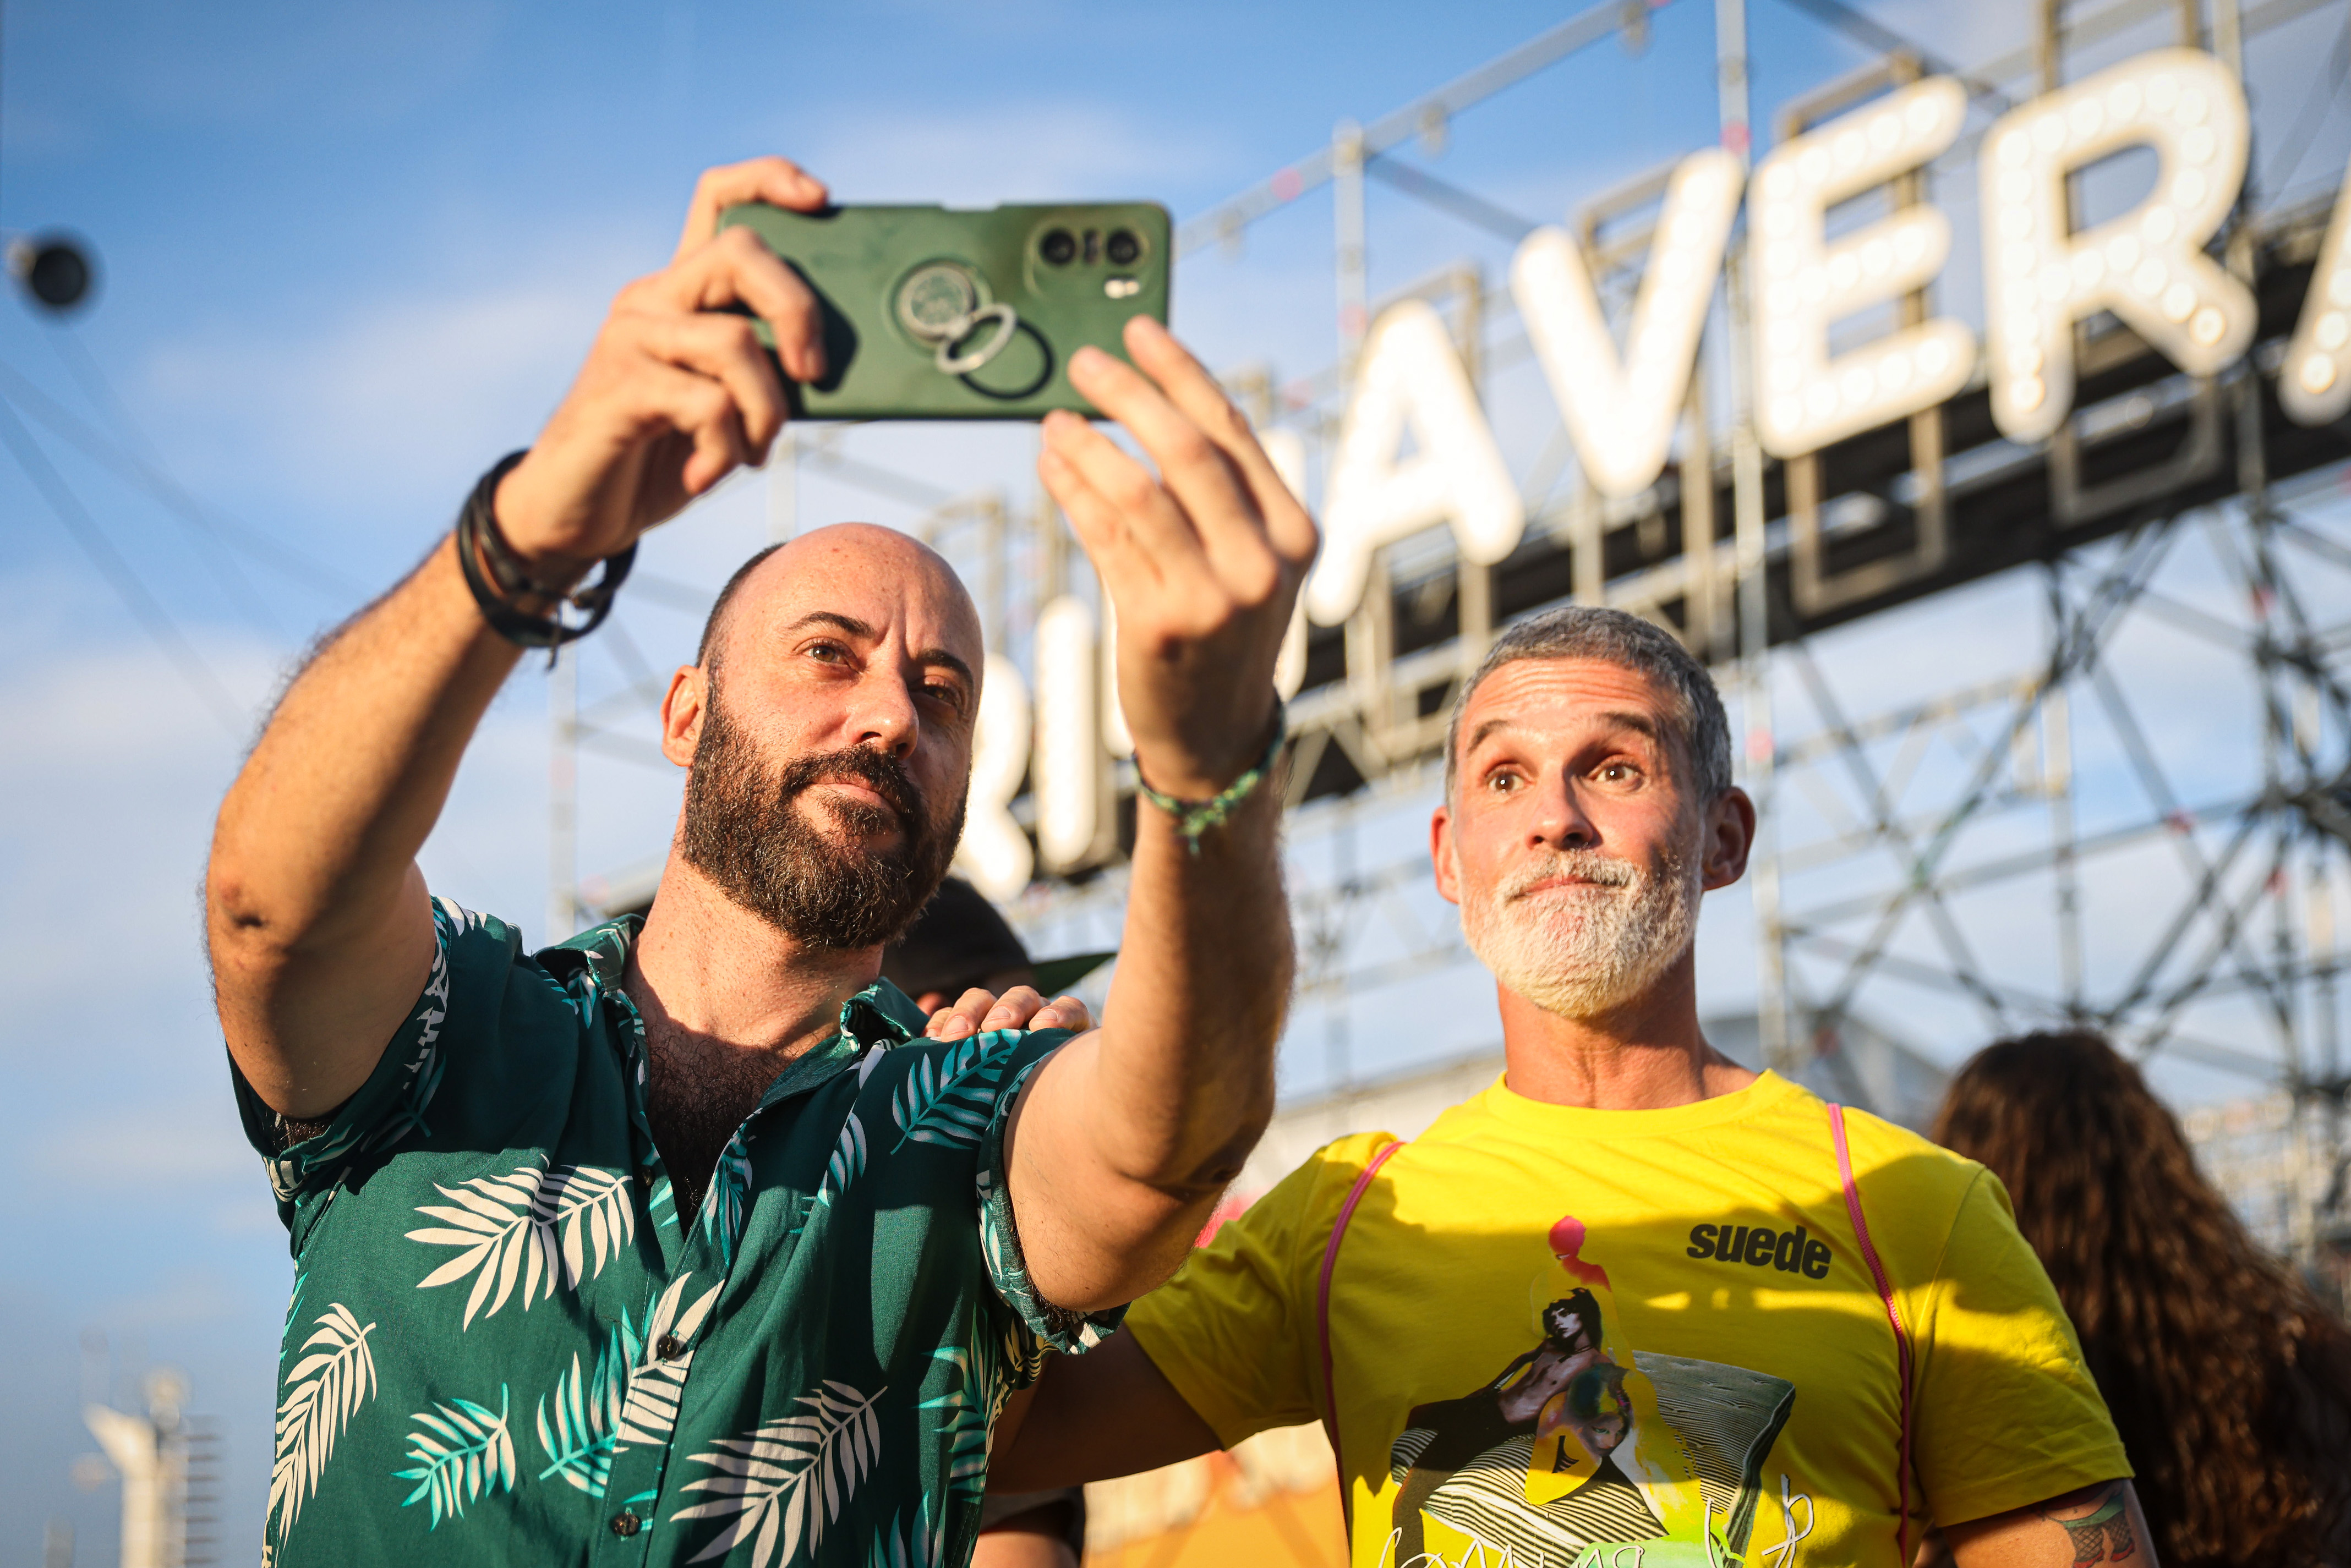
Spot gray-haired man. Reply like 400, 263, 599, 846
992, 606, 2148, 1568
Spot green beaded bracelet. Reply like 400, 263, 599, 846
1134, 701, 1287, 854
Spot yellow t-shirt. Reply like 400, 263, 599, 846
1125, 1071, 2128, 1568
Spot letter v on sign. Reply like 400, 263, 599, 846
1513, 149, 1745, 500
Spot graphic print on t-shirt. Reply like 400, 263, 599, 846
1387, 1211, 1795, 1567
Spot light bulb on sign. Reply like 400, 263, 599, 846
1751, 75, 1975, 458
1981, 47, 2254, 443
1032, 596, 1097, 873
955, 652, 1032, 900
2280, 152, 2351, 426
1307, 299, 1522, 626
1512, 147, 1744, 498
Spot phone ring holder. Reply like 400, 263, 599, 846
934, 303, 1018, 375
895, 261, 1021, 377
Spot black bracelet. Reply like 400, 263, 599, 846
453, 449, 636, 657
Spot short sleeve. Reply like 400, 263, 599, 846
1911, 1168, 2133, 1525
1123, 1133, 1392, 1449
977, 1031, 1126, 1359
228, 898, 508, 1214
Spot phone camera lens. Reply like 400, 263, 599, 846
1040, 228, 1078, 266
1105, 229, 1142, 266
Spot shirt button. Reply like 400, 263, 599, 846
636, 1165, 656, 1187
656, 1334, 686, 1361
610, 1509, 642, 1537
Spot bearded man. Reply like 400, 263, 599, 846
991, 606, 2156, 1568
205, 156, 1312, 1566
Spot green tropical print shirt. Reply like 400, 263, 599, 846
231, 898, 1118, 1568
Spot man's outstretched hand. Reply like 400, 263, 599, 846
490, 156, 830, 582
1040, 320, 1319, 799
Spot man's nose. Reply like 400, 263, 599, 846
1530, 772, 1599, 849
848, 670, 920, 759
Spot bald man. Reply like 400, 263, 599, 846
206, 156, 1313, 1568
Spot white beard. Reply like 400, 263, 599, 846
1457, 838, 1701, 1019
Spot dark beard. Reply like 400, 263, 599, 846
677, 682, 964, 950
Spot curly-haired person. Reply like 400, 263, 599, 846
1933, 1031, 2351, 1568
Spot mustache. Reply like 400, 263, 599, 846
1499, 849, 1639, 902
777, 745, 925, 828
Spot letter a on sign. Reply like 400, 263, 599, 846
1514, 148, 1744, 498
1306, 299, 1523, 626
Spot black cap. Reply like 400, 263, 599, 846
881, 878, 1034, 1000
881, 877, 1119, 1002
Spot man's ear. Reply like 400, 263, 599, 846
660, 666, 708, 769
1699, 786, 1756, 891
1431, 803, 1463, 908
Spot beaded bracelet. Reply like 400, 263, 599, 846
1134, 700, 1287, 854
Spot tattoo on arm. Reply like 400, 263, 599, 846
2036, 1482, 2137, 1567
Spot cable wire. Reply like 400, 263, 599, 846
0, 395, 249, 736
43, 326, 283, 632
0, 355, 361, 600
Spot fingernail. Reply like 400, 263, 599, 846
941, 1016, 972, 1039
1070, 346, 1106, 373
982, 1010, 1013, 1029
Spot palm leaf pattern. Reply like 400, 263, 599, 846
670, 1380, 886, 1567
702, 1133, 754, 1268
890, 1034, 1015, 1152
867, 1499, 947, 1568
392, 1384, 516, 1527
268, 1304, 378, 1547
917, 1347, 989, 1508
614, 1274, 724, 1451
819, 1111, 867, 1206
404, 1160, 635, 1327
534, 1311, 639, 1496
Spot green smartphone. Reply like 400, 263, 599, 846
716, 201, 1173, 420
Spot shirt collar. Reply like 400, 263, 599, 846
546, 913, 930, 1051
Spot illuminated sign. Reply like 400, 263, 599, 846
962, 43, 2343, 896
2282, 152, 2351, 426
1751, 77, 1972, 457
1517, 147, 1745, 495
1981, 48, 2254, 442
1308, 298, 1524, 624
956, 651, 1033, 898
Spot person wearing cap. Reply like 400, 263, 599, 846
204, 153, 1311, 1566
992, 606, 2147, 1568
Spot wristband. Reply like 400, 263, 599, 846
1134, 700, 1287, 854
454, 449, 637, 658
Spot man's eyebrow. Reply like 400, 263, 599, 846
1595, 710, 1660, 741
784, 610, 878, 640
913, 646, 975, 688
783, 611, 974, 687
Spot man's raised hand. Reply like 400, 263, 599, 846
1038, 317, 1319, 799
491, 157, 829, 580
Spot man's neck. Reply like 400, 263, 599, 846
622, 853, 884, 1220
1496, 955, 1758, 1111
624, 852, 881, 1068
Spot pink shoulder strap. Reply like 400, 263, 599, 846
1830, 1103, 1916, 1567
1317, 1139, 1405, 1479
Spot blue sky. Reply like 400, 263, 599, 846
4, 0, 2348, 1559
